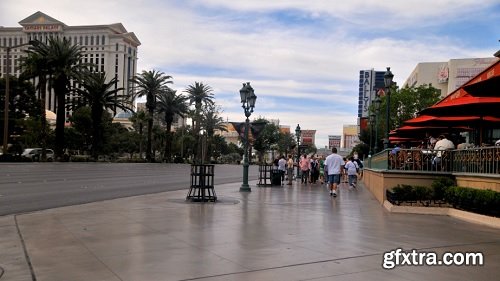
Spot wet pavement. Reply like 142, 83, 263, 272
1, 180, 499, 280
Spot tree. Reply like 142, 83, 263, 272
130, 70, 172, 162
0, 77, 41, 152
185, 82, 214, 162
19, 49, 50, 160
252, 118, 280, 163
276, 132, 296, 157
73, 72, 133, 159
156, 88, 189, 162
129, 110, 148, 159
371, 84, 441, 150
25, 38, 90, 160
200, 105, 227, 162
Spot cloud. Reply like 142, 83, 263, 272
1, 0, 498, 147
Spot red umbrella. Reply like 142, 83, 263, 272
419, 95, 500, 117
404, 115, 500, 126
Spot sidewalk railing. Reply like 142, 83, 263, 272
367, 146, 499, 175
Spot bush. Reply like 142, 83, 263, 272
444, 186, 500, 217
431, 177, 456, 200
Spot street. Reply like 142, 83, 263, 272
0, 163, 259, 216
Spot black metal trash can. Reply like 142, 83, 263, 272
272, 169, 282, 185
186, 164, 217, 202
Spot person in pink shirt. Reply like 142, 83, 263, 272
299, 154, 310, 184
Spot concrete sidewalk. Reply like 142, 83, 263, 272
1, 180, 499, 281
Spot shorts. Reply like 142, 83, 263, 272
327, 174, 341, 185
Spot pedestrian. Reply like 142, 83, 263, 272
310, 156, 319, 184
324, 147, 344, 197
319, 156, 325, 184
278, 155, 287, 185
345, 157, 359, 188
286, 154, 294, 185
299, 153, 310, 184
341, 157, 347, 183
353, 155, 364, 180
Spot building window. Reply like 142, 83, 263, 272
102, 35, 105, 45
96, 35, 99, 45
85, 36, 88, 45
90, 36, 94, 45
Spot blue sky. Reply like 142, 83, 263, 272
1, 0, 499, 147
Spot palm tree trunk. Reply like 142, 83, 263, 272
54, 81, 66, 161
146, 110, 153, 162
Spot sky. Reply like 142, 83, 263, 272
1, 0, 499, 148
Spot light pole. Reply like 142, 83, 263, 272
373, 94, 381, 153
295, 124, 301, 180
383, 67, 394, 150
239, 82, 256, 192
1, 41, 32, 155
369, 113, 375, 157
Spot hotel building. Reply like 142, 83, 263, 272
0, 11, 140, 119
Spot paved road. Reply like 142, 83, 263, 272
0, 163, 259, 216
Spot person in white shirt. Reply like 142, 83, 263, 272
344, 157, 359, 188
324, 147, 344, 197
278, 155, 287, 185
433, 134, 455, 169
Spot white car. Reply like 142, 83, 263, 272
21, 148, 55, 162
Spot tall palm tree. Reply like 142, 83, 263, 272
22, 38, 90, 159
74, 72, 133, 159
130, 110, 148, 159
184, 82, 214, 162
19, 48, 50, 161
200, 105, 227, 162
156, 88, 189, 162
130, 70, 172, 162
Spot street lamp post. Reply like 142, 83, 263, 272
295, 124, 301, 180
383, 67, 394, 150
239, 82, 256, 192
1, 41, 32, 155
373, 94, 381, 153
369, 113, 375, 157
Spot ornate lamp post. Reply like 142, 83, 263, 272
369, 113, 375, 157
1, 41, 32, 155
295, 124, 301, 180
383, 67, 394, 150
373, 94, 381, 153
239, 82, 256, 192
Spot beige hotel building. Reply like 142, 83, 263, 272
0, 11, 140, 118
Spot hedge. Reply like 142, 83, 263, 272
444, 186, 500, 217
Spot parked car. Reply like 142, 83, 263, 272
21, 148, 54, 162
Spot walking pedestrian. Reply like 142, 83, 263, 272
324, 147, 344, 197
286, 154, 294, 185
345, 156, 359, 188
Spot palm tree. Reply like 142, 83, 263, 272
130, 70, 172, 162
184, 82, 214, 162
200, 105, 227, 162
156, 88, 189, 162
22, 38, 90, 159
130, 110, 148, 159
19, 48, 50, 161
74, 72, 133, 159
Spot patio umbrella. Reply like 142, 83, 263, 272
463, 76, 500, 97
419, 95, 500, 118
404, 115, 500, 127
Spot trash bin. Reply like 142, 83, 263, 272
272, 169, 281, 185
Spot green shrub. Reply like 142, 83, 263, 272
431, 177, 456, 200
389, 184, 433, 202
444, 186, 500, 217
